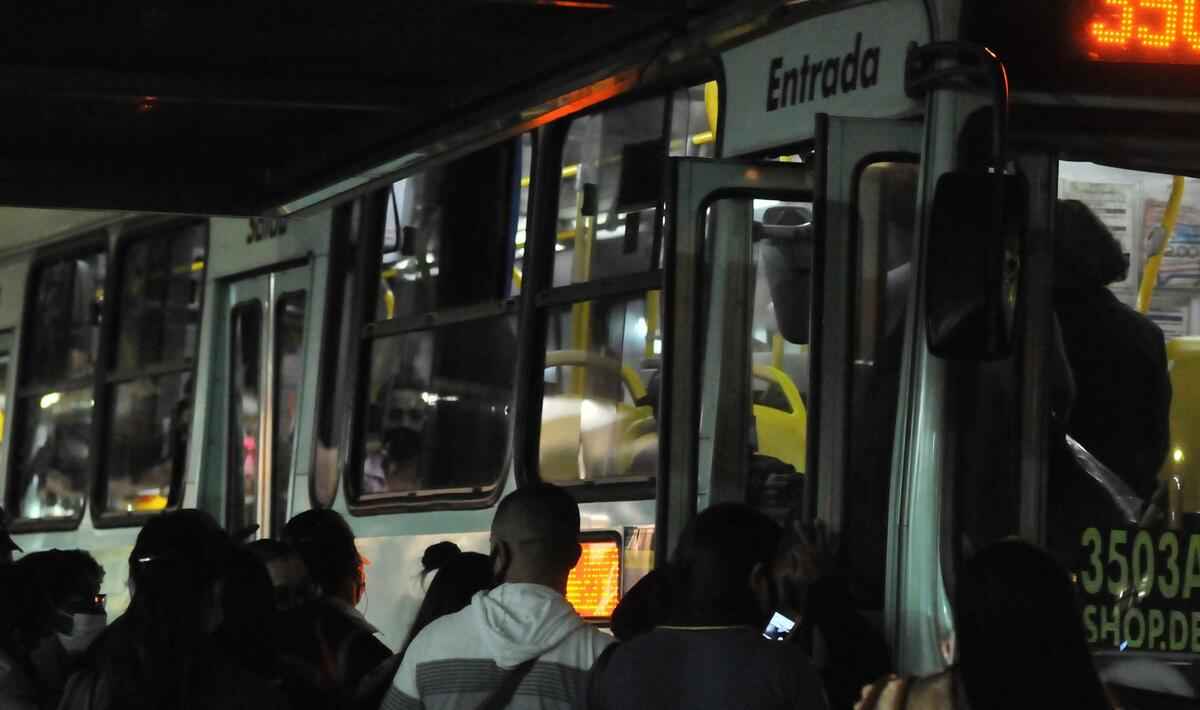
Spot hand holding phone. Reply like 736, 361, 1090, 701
763, 611, 796, 641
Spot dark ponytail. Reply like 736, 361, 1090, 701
421, 541, 461, 578
399, 542, 492, 661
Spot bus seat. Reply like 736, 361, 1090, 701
1164, 337, 1200, 512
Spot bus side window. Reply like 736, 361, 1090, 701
7, 248, 107, 523
356, 138, 522, 502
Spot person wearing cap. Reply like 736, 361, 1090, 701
57, 509, 288, 710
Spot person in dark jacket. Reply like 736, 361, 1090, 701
588, 503, 827, 710
276, 510, 390, 710
56, 510, 288, 710
1, 549, 103, 710
1048, 199, 1172, 559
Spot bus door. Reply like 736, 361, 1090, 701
216, 266, 311, 539
659, 117, 922, 660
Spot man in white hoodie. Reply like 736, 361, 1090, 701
381, 484, 613, 710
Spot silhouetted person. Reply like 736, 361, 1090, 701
383, 484, 612, 709
775, 525, 891, 710
57, 509, 288, 710
216, 545, 285, 691
1048, 200, 1171, 558
1, 549, 102, 710
588, 503, 827, 710
0, 506, 19, 566
857, 540, 1112, 710
278, 510, 389, 710
610, 568, 671, 642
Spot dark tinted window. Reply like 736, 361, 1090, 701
101, 223, 207, 518
9, 389, 93, 519
26, 253, 106, 386
359, 316, 516, 495
378, 141, 520, 321
115, 224, 206, 371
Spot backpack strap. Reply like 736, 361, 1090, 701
475, 658, 537, 710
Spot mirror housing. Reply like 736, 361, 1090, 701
757, 206, 815, 345
925, 171, 1027, 360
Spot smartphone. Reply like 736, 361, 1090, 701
762, 611, 796, 641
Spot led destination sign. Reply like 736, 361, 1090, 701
565, 538, 621, 619
963, 1, 1200, 98
1085, 0, 1200, 63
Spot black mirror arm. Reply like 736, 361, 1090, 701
905, 41, 1010, 172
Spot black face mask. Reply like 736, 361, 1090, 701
386, 428, 422, 461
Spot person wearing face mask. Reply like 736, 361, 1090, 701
381, 484, 613, 710
277, 509, 390, 710
56, 509, 289, 710
1, 549, 102, 710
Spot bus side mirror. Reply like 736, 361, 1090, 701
925, 172, 1026, 360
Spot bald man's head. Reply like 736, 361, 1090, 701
490, 484, 581, 590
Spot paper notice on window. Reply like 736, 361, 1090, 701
1147, 307, 1188, 339
1144, 199, 1200, 289
1059, 180, 1135, 254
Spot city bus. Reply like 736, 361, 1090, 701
2, 0, 1199, 704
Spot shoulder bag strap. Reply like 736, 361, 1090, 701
475, 658, 537, 710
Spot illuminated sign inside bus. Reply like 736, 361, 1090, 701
566, 537, 621, 619
1078, 527, 1200, 652
1085, 0, 1200, 63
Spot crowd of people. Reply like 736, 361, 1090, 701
0, 482, 1116, 710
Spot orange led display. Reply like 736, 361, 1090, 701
1085, 0, 1200, 61
1091, 0, 1135, 45
565, 539, 621, 619
1138, 0, 1178, 47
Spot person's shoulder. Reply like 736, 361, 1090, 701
403, 604, 479, 663
574, 621, 616, 644
746, 635, 820, 673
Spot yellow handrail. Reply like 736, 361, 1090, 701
1138, 176, 1185, 314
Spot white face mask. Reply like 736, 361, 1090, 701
57, 612, 107, 654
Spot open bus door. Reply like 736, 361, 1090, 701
658, 115, 925, 672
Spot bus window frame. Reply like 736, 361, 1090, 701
517, 90, 702, 504
6, 230, 110, 533
92, 218, 210, 529
310, 200, 358, 510
345, 136, 524, 515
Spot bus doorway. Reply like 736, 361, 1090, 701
213, 266, 312, 540
1047, 161, 1200, 698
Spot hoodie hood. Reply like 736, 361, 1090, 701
471, 583, 585, 669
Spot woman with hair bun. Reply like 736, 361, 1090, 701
354, 541, 492, 710
402, 542, 493, 661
